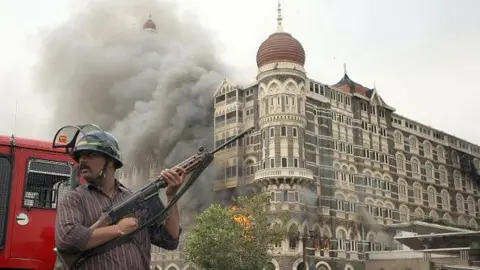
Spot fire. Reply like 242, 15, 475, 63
230, 205, 254, 238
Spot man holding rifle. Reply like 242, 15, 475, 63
55, 130, 184, 269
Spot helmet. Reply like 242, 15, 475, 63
70, 130, 123, 169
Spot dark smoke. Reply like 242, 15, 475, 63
34, 0, 229, 214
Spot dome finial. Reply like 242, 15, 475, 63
276, 0, 283, 32
143, 14, 157, 30
343, 63, 348, 75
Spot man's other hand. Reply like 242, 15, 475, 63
160, 167, 186, 197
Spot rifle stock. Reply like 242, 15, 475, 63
53, 126, 254, 269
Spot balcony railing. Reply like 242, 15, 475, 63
254, 168, 314, 182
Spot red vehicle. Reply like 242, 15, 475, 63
0, 133, 79, 270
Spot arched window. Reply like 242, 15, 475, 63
396, 154, 405, 170
454, 171, 462, 189
425, 162, 433, 179
424, 141, 431, 155
456, 194, 464, 212
288, 224, 299, 249
427, 186, 436, 207
394, 132, 403, 144
439, 166, 448, 185
413, 183, 423, 202
441, 190, 450, 209
411, 158, 420, 175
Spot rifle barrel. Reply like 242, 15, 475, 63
210, 126, 254, 155
151, 126, 254, 188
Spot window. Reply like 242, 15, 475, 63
411, 158, 420, 175
360, 102, 368, 111
452, 151, 460, 166
441, 190, 449, 209
425, 163, 433, 179
454, 171, 462, 189
270, 191, 283, 202
337, 230, 347, 250
427, 187, 436, 207
270, 159, 275, 168
293, 158, 298, 167
424, 141, 431, 155
379, 109, 385, 118
456, 194, 464, 212
437, 147, 445, 159
269, 127, 275, 137
398, 180, 407, 196
288, 225, 299, 249
292, 127, 297, 137
465, 175, 473, 192
281, 126, 286, 136
281, 158, 287, 167
244, 160, 255, 175
413, 184, 422, 201
468, 197, 476, 216
287, 190, 299, 202
23, 159, 72, 209
396, 154, 405, 170
0, 156, 12, 248
394, 132, 402, 144
439, 166, 447, 185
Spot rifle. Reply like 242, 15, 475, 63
51, 124, 255, 269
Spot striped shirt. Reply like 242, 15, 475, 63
55, 181, 180, 270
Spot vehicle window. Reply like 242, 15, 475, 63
23, 159, 72, 209
0, 155, 12, 249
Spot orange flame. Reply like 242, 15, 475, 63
230, 205, 254, 238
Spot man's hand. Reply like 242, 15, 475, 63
116, 217, 138, 235
160, 167, 186, 197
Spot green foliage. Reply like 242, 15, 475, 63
184, 193, 288, 270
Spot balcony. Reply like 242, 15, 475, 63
213, 178, 238, 191
254, 168, 314, 185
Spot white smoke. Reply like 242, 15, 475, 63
358, 205, 394, 248
34, 0, 230, 213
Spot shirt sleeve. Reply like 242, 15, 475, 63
55, 191, 94, 253
149, 223, 182, 250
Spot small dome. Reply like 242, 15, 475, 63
143, 15, 156, 30
256, 31, 306, 68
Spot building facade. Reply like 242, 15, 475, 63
120, 8, 480, 270
211, 3, 480, 270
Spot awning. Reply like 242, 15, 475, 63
441, 265, 480, 270
394, 231, 480, 251
385, 221, 473, 235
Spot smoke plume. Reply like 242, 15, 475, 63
34, 0, 228, 213
358, 205, 394, 248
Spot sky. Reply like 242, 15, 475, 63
1, 0, 480, 145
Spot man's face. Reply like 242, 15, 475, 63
77, 150, 106, 182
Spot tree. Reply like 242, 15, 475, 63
184, 193, 287, 270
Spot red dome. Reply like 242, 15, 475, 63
256, 32, 306, 68
143, 18, 156, 30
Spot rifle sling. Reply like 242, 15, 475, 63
74, 155, 214, 268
